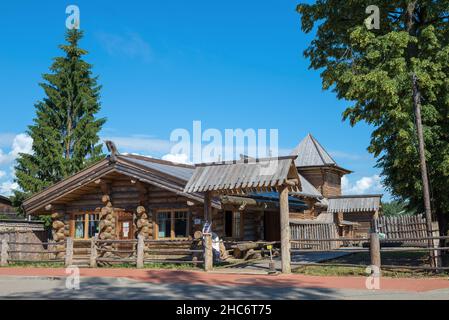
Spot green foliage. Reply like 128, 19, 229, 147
14, 29, 106, 202
297, 1, 449, 231
382, 200, 415, 216
38, 215, 53, 228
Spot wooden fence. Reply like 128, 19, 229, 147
290, 234, 449, 271
373, 215, 440, 247
290, 222, 340, 250
1, 235, 213, 270
1, 239, 65, 265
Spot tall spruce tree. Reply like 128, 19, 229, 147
297, 1, 449, 234
14, 29, 106, 200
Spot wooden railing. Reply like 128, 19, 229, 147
1, 239, 65, 265
290, 235, 449, 271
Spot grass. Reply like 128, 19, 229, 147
2, 261, 200, 270
292, 251, 449, 278
100, 262, 200, 270
3, 262, 65, 268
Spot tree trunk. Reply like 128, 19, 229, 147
405, 2, 436, 267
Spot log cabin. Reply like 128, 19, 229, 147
22, 134, 382, 249
22, 145, 305, 248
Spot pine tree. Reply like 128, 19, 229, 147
14, 29, 106, 199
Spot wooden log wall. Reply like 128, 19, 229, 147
63, 178, 198, 240
322, 171, 342, 197
98, 195, 117, 260
51, 212, 67, 259
298, 168, 343, 198
211, 210, 263, 241
213, 210, 224, 236
344, 212, 375, 237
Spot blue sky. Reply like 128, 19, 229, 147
0, 1, 387, 198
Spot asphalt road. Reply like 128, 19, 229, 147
1, 276, 448, 300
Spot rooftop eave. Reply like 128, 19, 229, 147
297, 164, 353, 175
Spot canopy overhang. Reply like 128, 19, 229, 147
184, 156, 302, 195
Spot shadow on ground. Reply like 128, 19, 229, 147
2, 270, 340, 300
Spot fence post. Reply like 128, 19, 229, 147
432, 222, 442, 269
204, 233, 213, 272
370, 232, 381, 271
137, 235, 144, 269
65, 237, 73, 267
1, 239, 9, 267
279, 185, 291, 274
90, 237, 98, 268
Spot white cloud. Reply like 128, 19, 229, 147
11, 133, 33, 157
162, 153, 192, 165
0, 181, 19, 196
0, 133, 33, 166
0, 149, 14, 166
0, 133, 17, 148
0, 133, 33, 196
96, 31, 152, 62
342, 175, 384, 195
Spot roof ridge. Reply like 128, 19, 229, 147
121, 154, 195, 169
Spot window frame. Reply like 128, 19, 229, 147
154, 209, 190, 240
71, 212, 100, 240
223, 210, 244, 240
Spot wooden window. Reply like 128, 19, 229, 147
224, 211, 243, 239
155, 210, 190, 240
72, 213, 100, 240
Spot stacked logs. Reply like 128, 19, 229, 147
98, 195, 117, 260
135, 206, 151, 256
51, 212, 67, 259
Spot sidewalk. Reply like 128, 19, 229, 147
1, 267, 448, 293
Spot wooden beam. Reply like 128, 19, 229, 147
204, 191, 212, 223
279, 185, 291, 274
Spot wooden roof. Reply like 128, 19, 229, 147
291, 134, 352, 174
327, 195, 382, 213
23, 154, 212, 215
184, 156, 302, 194
0, 195, 12, 206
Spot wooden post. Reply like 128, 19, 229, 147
90, 237, 97, 268
204, 191, 212, 224
432, 222, 442, 269
204, 233, 213, 272
137, 235, 144, 269
1, 239, 8, 267
370, 232, 381, 270
279, 185, 291, 274
65, 237, 73, 267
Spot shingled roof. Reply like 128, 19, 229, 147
327, 195, 382, 213
184, 156, 301, 194
291, 134, 336, 167
290, 134, 352, 174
